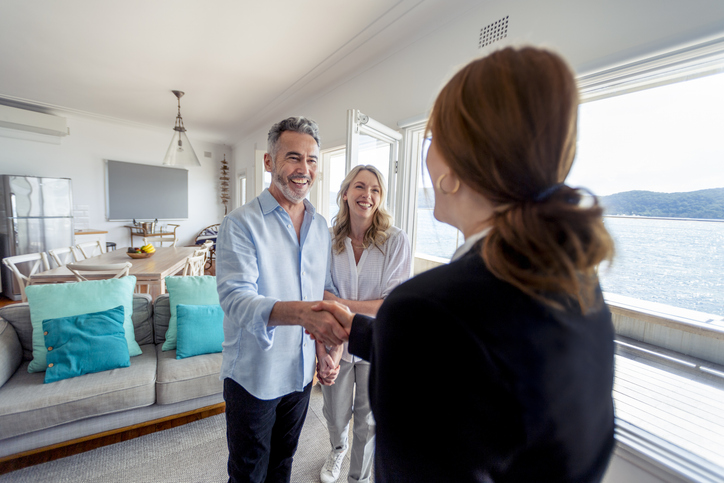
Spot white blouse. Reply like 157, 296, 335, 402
331, 226, 412, 363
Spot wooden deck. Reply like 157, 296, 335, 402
613, 337, 724, 469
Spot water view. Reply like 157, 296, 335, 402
415, 211, 724, 317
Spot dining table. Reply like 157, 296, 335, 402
29, 246, 198, 300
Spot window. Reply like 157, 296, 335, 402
345, 109, 402, 217
322, 147, 347, 226
237, 173, 247, 206
398, 121, 463, 261
573, 62, 724, 318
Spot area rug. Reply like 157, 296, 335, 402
0, 385, 367, 483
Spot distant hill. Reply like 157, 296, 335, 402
599, 188, 724, 219
417, 186, 724, 220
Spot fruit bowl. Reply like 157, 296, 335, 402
127, 251, 154, 259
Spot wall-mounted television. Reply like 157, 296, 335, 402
105, 160, 188, 220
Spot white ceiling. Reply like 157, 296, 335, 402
0, 0, 481, 145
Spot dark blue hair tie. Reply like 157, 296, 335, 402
534, 183, 565, 202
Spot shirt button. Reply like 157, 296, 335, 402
47, 347, 53, 351
301, 271, 305, 275
48, 363, 54, 368
44, 331, 48, 336
287, 224, 291, 228
303, 296, 307, 300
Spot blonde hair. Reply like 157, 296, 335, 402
428, 47, 614, 311
332, 165, 392, 254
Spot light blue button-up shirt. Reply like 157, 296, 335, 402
217, 189, 335, 400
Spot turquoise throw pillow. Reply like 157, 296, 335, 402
43, 305, 130, 383
162, 275, 219, 351
25, 277, 141, 373
176, 304, 224, 359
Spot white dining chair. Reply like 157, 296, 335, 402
2, 252, 51, 302
49, 246, 81, 268
76, 240, 105, 259
181, 254, 206, 277
144, 224, 180, 248
66, 262, 132, 282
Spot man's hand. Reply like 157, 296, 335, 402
311, 301, 355, 331
269, 301, 349, 347
299, 308, 349, 347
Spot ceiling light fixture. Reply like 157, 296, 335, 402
162, 90, 200, 167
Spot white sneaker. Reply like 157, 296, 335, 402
320, 446, 348, 483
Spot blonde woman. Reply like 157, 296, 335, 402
316, 165, 411, 483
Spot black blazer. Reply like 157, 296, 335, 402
349, 247, 615, 483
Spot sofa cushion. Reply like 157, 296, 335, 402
153, 294, 171, 345
155, 344, 222, 405
26, 277, 141, 373
43, 305, 130, 384
131, 293, 154, 346
0, 303, 33, 361
0, 344, 157, 440
0, 295, 153, 363
176, 304, 224, 359
162, 276, 219, 351
0, 320, 22, 387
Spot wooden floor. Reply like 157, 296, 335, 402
614, 338, 724, 469
0, 295, 19, 308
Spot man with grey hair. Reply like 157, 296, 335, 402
217, 116, 346, 483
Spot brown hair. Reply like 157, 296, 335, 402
332, 165, 392, 254
428, 46, 614, 311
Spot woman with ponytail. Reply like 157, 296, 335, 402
315, 46, 616, 483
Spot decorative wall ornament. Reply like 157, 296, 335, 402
220, 154, 230, 214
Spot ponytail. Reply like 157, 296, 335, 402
482, 186, 613, 311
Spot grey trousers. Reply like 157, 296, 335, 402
321, 359, 375, 483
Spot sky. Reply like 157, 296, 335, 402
567, 71, 724, 196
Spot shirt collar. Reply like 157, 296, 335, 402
451, 226, 492, 261
258, 188, 316, 217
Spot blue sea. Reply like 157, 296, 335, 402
415, 211, 724, 317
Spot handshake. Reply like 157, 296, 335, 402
304, 300, 354, 346
303, 300, 356, 387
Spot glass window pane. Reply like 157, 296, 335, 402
357, 134, 390, 197
414, 136, 463, 259
328, 149, 346, 225
572, 72, 724, 317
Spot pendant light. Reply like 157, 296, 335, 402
163, 90, 201, 167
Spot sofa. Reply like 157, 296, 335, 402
0, 292, 224, 460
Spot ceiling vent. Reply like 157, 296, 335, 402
0, 104, 68, 137
479, 16, 509, 49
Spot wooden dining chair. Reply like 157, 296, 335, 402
2, 252, 51, 302
49, 246, 81, 268
181, 254, 206, 277
76, 240, 105, 259
66, 262, 132, 282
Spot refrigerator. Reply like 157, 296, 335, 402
0, 175, 74, 300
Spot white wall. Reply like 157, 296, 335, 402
0, 114, 231, 248
231, 0, 724, 204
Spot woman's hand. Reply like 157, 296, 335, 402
323, 290, 339, 302
311, 300, 355, 332
317, 353, 340, 385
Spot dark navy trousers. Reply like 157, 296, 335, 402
224, 378, 312, 483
